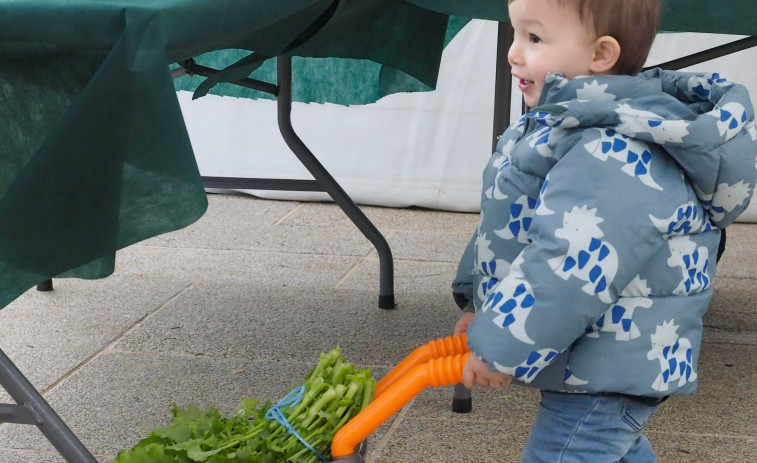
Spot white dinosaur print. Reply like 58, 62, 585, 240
564, 364, 589, 386
528, 126, 553, 157
493, 348, 560, 383
587, 276, 652, 341
576, 80, 617, 102
647, 320, 697, 392
534, 176, 555, 216
667, 236, 710, 295
746, 121, 757, 141
686, 72, 731, 101
548, 206, 618, 303
494, 195, 536, 244
527, 125, 567, 158
584, 129, 662, 190
710, 181, 751, 222
712, 101, 748, 140
649, 201, 710, 239
475, 232, 511, 302
615, 103, 690, 144
484, 255, 535, 345
485, 152, 510, 201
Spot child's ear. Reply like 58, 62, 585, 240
590, 36, 621, 74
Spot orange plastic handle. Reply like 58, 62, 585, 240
374, 334, 469, 398
331, 351, 470, 458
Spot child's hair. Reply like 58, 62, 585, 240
509, 0, 661, 75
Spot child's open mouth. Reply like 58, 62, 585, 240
518, 78, 534, 92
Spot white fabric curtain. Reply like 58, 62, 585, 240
179, 20, 757, 221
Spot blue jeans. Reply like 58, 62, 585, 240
521, 391, 664, 463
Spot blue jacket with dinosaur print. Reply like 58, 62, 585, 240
453, 69, 757, 397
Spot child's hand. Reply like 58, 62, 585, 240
454, 311, 475, 335
462, 352, 512, 389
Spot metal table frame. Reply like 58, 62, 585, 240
174, 55, 397, 310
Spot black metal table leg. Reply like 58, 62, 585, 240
276, 55, 395, 309
492, 21, 514, 151
0, 348, 99, 462
36, 279, 54, 292
177, 58, 396, 309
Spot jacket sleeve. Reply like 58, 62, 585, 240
452, 232, 476, 312
451, 119, 526, 314
466, 129, 674, 383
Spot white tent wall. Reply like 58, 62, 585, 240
178, 20, 757, 221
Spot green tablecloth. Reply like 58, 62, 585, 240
176, 0, 757, 104
0, 0, 754, 309
0, 0, 507, 309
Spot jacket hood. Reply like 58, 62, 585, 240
528, 69, 757, 228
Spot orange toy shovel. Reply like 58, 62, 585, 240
331, 334, 470, 461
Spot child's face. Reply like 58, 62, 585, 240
508, 0, 600, 107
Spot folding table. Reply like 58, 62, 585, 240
0, 1, 754, 461
0, 1, 505, 461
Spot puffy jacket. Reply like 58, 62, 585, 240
454, 69, 757, 397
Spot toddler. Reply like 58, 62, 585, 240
452, 0, 757, 461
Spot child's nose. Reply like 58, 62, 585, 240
507, 41, 523, 67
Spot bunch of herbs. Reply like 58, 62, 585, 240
114, 347, 374, 463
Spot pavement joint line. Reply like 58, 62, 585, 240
273, 202, 306, 226
367, 397, 415, 461
644, 430, 757, 440
333, 229, 394, 289
334, 257, 367, 289
39, 282, 197, 397
133, 244, 369, 259
0, 446, 113, 460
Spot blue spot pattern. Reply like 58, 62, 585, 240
600, 130, 652, 177
660, 342, 695, 385
527, 110, 568, 128
563, 237, 610, 294
592, 302, 634, 335
719, 107, 748, 130
534, 179, 549, 211
498, 155, 511, 172
681, 251, 710, 293
481, 260, 497, 276
508, 198, 536, 237
688, 73, 727, 100
661, 204, 702, 236
514, 350, 558, 380
490, 282, 535, 328
535, 127, 551, 145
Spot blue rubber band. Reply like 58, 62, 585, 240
265, 385, 329, 462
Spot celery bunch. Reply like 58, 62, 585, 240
114, 347, 375, 463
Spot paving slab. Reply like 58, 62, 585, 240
648, 343, 757, 437
336, 256, 464, 297
0, 450, 66, 463
0, 276, 190, 399
114, 245, 359, 289
112, 281, 459, 368
0, 352, 320, 459
715, 223, 757, 279
0, 194, 753, 463
368, 416, 532, 462
648, 433, 757, 463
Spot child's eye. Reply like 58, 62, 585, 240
529, 34, 541, 43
